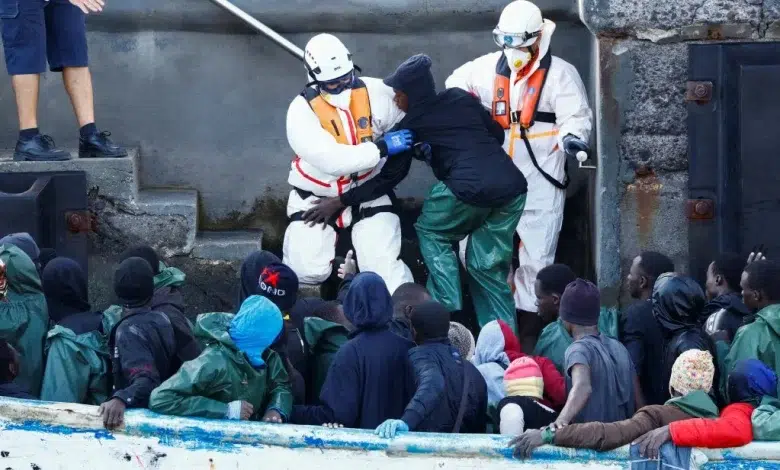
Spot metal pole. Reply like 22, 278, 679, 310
207, 0, 304, 61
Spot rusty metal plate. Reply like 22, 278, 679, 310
65, 210, 94, 234
687, 198, 715, 220
685, 81, 713, 103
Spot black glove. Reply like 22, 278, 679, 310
562, 134, 589, 158
413, 142, 432, 164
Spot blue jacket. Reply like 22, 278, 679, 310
402, 341, 487, 434
292, 273, 415, 428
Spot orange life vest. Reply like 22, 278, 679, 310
491, 52, 556, 130
304, 79, 373, 145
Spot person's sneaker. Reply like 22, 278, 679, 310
13, 134, 71, 162
79, 131, 128, 158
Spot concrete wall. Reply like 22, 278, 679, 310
0, 0, 594, 228
583, 0, 780, 303
2, 398, 779, 469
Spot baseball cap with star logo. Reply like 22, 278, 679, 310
257, 262, 299, 313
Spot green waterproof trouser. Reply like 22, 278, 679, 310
415, 182, 526, 332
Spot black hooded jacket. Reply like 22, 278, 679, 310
652, 273, 718, 401
703, 292, 754, 342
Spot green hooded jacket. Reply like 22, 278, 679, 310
665, 390, 720, 418
723, 304, 780, 396
0, 244, 48, 397
149, 312, 293, 420
752, 396, 780, 441
39, 309, 121, 405
532, 307, 619, 374
303, 317, 349, 401
154, 262, 186, 289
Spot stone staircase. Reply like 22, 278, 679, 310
0, 148, 262, 261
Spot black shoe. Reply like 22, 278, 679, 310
79, 131, 128, 158
13, 134, 72, 162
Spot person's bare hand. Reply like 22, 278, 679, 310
633, 425, 671, 460
509, 429, 544, 459
69, 0, 104, 14
0, 259, 7, 299
548, 419, 569, 431
302, 197, 344, 228
338, 250, 357, 279
262, 409, 282, 423
98, 398, 126, 429
322, 423, 344, 428
747, 245, 768, 265
240, 401, 254, 420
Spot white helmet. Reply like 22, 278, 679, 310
493, 0, 544, 48
304, 34, 354, 82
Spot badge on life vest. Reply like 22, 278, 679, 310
497, 87, 505, 99
527, 86, 537, 97
495, 101, 507, 116
358, 117, 369, 129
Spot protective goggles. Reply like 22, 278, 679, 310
492, 28, 541, 49
319, 70, 356, 95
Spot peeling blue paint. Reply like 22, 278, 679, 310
4, 421, 116, 441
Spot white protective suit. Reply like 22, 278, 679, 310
446, 20, 592, 312
282, 76, 414, 293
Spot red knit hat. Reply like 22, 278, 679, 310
504, 357, 544, 399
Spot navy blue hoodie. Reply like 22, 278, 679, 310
291, 272, 415, 428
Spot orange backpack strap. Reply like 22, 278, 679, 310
304, 87, 349, 145
519, 52, 555, 129
492, 56, 512, 130
349, 79, 374, 143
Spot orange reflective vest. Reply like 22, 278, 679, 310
303, 79, 374, 145
491, 52, 556, 130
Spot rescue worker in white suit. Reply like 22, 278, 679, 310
446, 0, 592, 323
283, 33, 415, 294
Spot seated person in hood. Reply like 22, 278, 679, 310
621, 251, 674, 407
0, 233, 41, 274
375, 301, 487, 438
555, 280, 638, 427
100, 257, 176, 429
634, 358, 777, 458
0, 340, 34, 399
118, 246, 201, 366
292, 272, 415, 429
301, 54, 527, 333
512, 349, 717, 457
390, 282, 432, 341
652, 273, 718, 404
40, 257, 118, 405
150, 295, 293, 422
704, 252, 752, 342
499, 357, 558, 436
0, 242, 48, 397
724, 260, 780, 396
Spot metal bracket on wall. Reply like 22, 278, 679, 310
685, 81, 713, 104
686, 198, 715, 220
66, 210, 95, 234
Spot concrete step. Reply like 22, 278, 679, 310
0, 149, 139, 203
191, 230, 263, 261
101, 189, 199, 257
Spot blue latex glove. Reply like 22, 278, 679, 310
374, 419, 409, 438
562, 134, 589, 157
381, 130, 415, 156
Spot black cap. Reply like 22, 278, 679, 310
114, 257, 155, 308
383, 54, 436, 104
256, 262, 299, 312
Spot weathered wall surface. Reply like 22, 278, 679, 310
583, 0, 780, 303
1, 398, 778, 469
0, 0, 594, 227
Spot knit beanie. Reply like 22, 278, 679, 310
120, 245, 161, 275
383, 54, 437, 105
113, 257, 155, 308
448, 322, 475, 360
504, 357, 544, 399
256, 262, 299, 313
559, 278, 600, 326
669, 349, 715, 396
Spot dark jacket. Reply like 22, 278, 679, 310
703, 292, 753, 342
0, 382, 35, 399
150, 286, 201, 366
389, 317, 414, 341
109, 307, 176, 408
340, 89, 527, 209
402, 341, 487, 434
620, 300, 667, 405
291, 273, 415, 428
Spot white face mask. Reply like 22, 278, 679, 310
322, 89, 352, 110
504, 48, 533, 73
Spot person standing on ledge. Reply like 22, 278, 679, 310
1, 0, 127, 161
282, 33, 414, 295
446, 0, 592, 333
